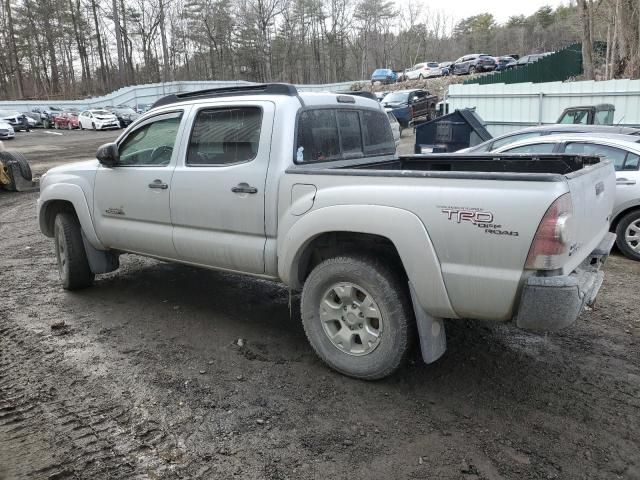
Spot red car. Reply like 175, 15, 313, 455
54, 112, 80, 130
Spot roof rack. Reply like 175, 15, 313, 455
151, 83, 299, 109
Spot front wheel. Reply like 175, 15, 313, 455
92, 122, 96, 131
301, 255, 414, 380
469, 66, 476, 75
616, 210, 640, 261
53, 212, 95, 290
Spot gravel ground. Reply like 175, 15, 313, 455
0, 135, 639, 480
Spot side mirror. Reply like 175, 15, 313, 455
96, 142, 119, 167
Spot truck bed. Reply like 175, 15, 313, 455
288, 154, 603, 180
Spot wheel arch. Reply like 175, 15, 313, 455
39, 183, 105, 250
611, 204, 640, 232
278, 205, 457, 319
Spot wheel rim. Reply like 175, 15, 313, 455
55, 227, 68, 278
625, 219, 640, 252
320, 282, 384, 356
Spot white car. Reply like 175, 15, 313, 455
0, 121, 15, 140
405, 62, 441, 80
78, 110, 120, 131
493, 133, 640, 261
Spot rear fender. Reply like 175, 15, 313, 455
279, 204, 458, 319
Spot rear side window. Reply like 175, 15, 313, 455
296, 108, 394, 163
187, 107, 262, 165
564, 142, 630, 170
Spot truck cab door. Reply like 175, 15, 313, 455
170, 102, 274, 274
93, 109, 186, 258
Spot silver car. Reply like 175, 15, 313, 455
0, 121, 15, 139
461, 124, 640, 153
493, 133, 640, 261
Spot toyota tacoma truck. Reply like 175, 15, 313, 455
38, 84, 617, 380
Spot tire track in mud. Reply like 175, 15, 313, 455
0, 316, 181, 479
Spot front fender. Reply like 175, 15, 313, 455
38, 182, 105, 250
278, 204, 458, 319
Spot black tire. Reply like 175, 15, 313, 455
468, 66, 476, 75
43, 119, 50, 129
0, 151, 32, 191
92, 122, 96, 131
53, 212, 95, 290
615, 210, 640, 261
419, 74, 424, 80
301, 255, 414, 380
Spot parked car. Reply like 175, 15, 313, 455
374, 92, 387, 102
494, 56, 517, 71
37, 83, 616, 380
387, 112, 401, 146
78, 110, 120, 130
461, 124, 640, 153
0, 121, 15, 140
106, 106, 140, 128
439, 62, 453, 76
557, 104, 615, 125
404, 62, 441, 80
30, 106, 64, 128
492, 133, 640, 261
380, 89, 438, 132
370, 68, 397, 85
54, 111, 81, 130
135, 104, 153, 114
510, 53, 552, 69
452, 54, 496, 75
0, 110, 34, 132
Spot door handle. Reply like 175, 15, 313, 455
148, 179, 168, 189
616, 179, 636, 185
231, 183, 258, 194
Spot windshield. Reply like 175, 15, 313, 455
382, 92, 410, 104
373, 69, 390, 75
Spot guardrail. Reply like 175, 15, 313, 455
0, 80, 358, 112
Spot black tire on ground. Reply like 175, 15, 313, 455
615, 210, 640, 261
301, 255, 414, 380
0, 151, 32, 191
92, 122, 96, 131
53, 212, 95, 290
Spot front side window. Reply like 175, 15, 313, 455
492, 132, 543, 150
187, 107, 262, 166
118, 112, 183, 166
564, 142, 628, 170
505, 143, 556, 154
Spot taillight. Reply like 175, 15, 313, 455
525, 193, 573, 270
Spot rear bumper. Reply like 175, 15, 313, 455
514, 232, 616, 331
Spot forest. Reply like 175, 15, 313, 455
0, 0, 639, 100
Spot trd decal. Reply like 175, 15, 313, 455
438, 206, 519, 237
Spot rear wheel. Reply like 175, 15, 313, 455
616, 210, 640, 261
53, 212, 95, 290
92, 122, 96, 131
301, 255, 413, 380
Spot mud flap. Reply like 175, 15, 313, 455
81, 231, 119, 274
409, 282, 446, 364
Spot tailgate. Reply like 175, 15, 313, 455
563, 160, 616, 274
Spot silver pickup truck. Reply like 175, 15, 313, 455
37, 84, 617, 379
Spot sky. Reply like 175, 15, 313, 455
431, 0, 570, 24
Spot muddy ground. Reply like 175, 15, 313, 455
0, 134, 639, 480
